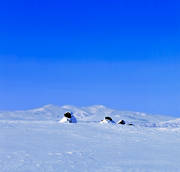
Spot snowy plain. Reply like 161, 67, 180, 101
1, 105, 180, 172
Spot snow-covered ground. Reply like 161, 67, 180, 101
1, 105, 180, 172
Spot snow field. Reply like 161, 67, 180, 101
1, 120, 180, 172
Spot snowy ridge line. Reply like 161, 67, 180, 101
157, 118, 180, 128
0, 104, 179, 128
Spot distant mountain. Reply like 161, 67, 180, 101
0, 105, 175, 126
158, 118, 180, 128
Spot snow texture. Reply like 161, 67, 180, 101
59, 115, 77, 123
0, 105, 180, 172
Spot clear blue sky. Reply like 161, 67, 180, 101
0, 0, 180, 116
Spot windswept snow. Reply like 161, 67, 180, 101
0, 105, 180, 172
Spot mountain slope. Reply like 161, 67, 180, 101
0, 104, 174, 125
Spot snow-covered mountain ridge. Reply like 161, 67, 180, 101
0, 104, 177, 127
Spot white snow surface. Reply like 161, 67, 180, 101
1, 105, 180, 172
59, 115, 77, 123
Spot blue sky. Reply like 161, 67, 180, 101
0, 0, 180, 116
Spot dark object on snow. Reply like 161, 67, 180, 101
64, 112, 72, 118
105, 116, 112, 121
128, 123, 134, 126
118, 120, 126, 125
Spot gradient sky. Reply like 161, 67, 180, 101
0, 0, 180, 116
